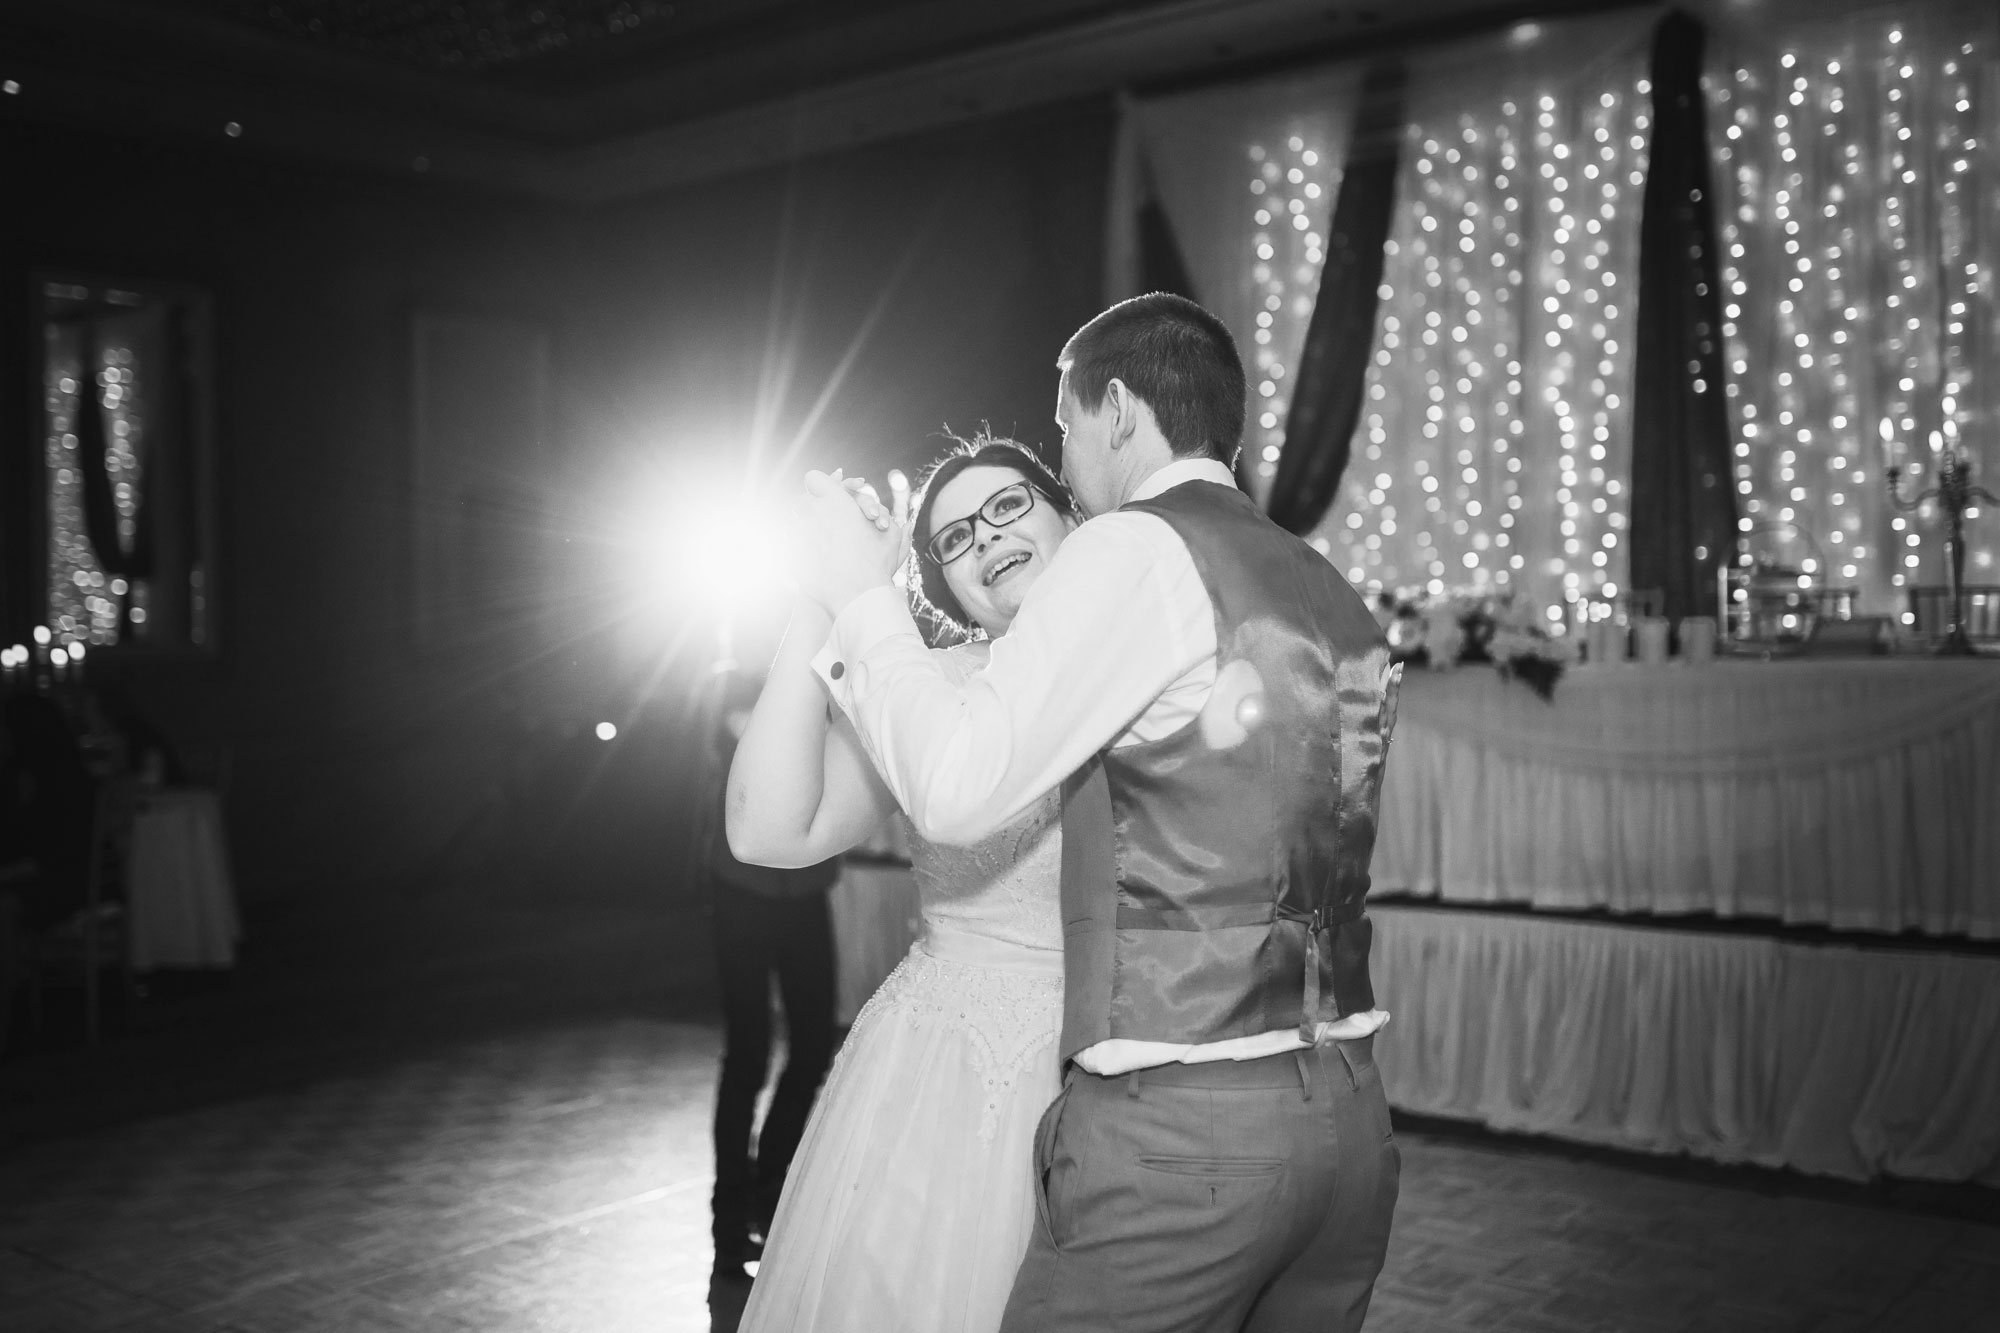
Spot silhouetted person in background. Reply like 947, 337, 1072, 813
697, 672, 839, 1284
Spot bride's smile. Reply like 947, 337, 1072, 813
980, 549, 1033, 586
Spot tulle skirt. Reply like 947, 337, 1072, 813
739, 928, 1065, 1333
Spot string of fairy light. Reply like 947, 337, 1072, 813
1932, 36, 1991, 594
1307, 67, 1651, 625
1709, 24, 1994, 622
1245, 135, 1336, 487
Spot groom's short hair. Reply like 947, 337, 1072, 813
1058, 293, 1245, 465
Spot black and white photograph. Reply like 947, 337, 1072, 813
1, 1, 1996, 1330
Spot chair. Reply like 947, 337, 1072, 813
30, 773, 140, 1044
1907, 585, 2000, 641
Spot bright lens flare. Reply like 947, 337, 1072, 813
629, 493, 790, 619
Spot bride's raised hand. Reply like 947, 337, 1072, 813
836, 473, 897, 535
798, 469, 907, 614
818, 468, 909, 546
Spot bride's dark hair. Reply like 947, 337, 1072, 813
906, 430, 1075, 640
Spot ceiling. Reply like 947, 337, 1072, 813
161, 0, 765, 82
0, 0, 1572, 201
159, 0, 1118, 92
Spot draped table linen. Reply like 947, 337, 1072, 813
1371, 904, 2000, 1183
1371, 659, 2000, 936
127, 787, 241, 970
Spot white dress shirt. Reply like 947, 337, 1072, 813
815, 457, 1387, 1073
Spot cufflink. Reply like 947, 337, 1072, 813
830, 661, 845, 680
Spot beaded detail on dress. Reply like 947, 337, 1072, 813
844, 641, 1064, 1143
851, 949, 1061, 1144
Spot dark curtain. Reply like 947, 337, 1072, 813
1628, 11, 1738, 619
1138, 198, 1197, 304
1264, 60, 1405, 534
75, 322, 155, 584
73, 319, 157, 643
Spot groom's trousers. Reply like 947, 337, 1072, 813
998, 1035, 1399, 1333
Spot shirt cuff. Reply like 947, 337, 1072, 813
809, 584, 918, 707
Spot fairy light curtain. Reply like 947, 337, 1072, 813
1307, 12, 1660, 623
1107, 68, 1362, 506
1704, 0, 2000, 619
37, 280, 214, 653
45, 320, 150, 646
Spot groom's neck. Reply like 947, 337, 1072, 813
1106, 442, 1178, 512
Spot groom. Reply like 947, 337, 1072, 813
799, 292, 1401, 1330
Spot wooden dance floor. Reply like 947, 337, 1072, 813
2, 903, 1996, 1332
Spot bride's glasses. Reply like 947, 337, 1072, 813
925, 480, 1043, 565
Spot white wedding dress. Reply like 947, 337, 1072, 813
738, 645, 1065, 1333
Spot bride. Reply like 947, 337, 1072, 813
726, 434, 1077, 1332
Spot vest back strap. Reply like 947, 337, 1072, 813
1112, 898, 1367, 932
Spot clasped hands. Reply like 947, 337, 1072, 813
788, 467, 910, 619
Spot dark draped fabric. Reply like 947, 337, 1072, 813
75, 322, 155, 584
1628, 11, 1738, 620
1264, 60, 1405, 534
1138, 198, 1197, 305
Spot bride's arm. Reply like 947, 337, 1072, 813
725, 600, 899, 868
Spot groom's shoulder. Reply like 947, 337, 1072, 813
1034, 509, 1196, 600
1071, 505, 1191, 562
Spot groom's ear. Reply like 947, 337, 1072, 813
1106, 378, 1140, 450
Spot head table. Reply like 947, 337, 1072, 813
1365, 656, 2000, 1184
1370, 658, 2000, 937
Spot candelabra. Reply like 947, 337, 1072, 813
1886, 451, 1996, 656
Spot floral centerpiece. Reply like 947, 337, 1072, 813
1371, 587, 1575, 700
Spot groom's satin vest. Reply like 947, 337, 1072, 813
1058, 480, 1400, 1061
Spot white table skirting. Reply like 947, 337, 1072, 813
1371, 904, 2000, 1184
1371, 660, 2000, 937
827, 861, 920, 1027
821, 872, 2000, 1183
128, 788, 241, 970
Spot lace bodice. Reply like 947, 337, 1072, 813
840, 642, 1065, 1143
899, 641, 1065, 954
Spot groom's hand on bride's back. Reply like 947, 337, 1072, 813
794, 469, 908, 617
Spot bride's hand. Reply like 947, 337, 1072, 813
794, 469, 909, 615
833, 470, 896, 533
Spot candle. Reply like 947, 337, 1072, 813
1680, 616, 1718, 663
1634, 617, 1671, 665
